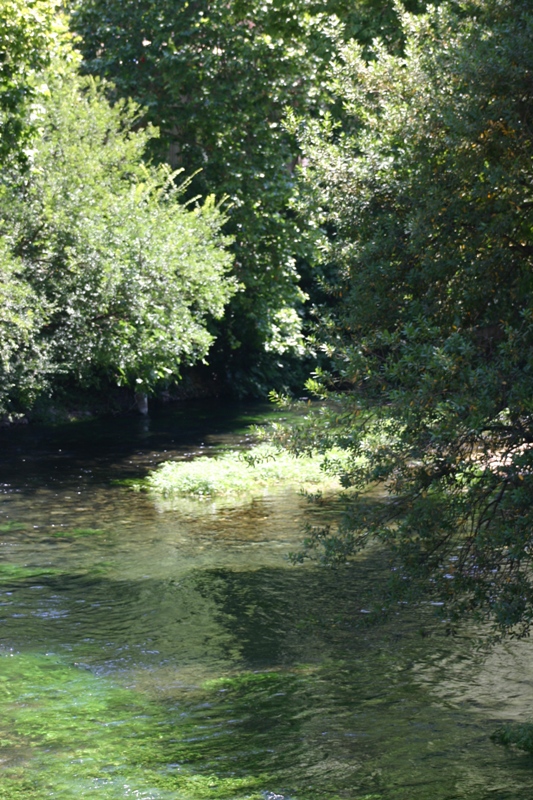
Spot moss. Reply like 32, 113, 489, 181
0, 521, 27, 532
0, 652, 267, 800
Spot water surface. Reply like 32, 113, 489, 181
1, 402, 533, 799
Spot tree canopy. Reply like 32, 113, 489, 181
70, 0, 430, 393
0, 36, 236, 418
0, 0, 64, 166
282, 0, 533, 635
69, 0, 335, 391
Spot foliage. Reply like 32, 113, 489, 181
145, 442, 341, 499
0, 52, 237, 408
68, 0, 327, 392
0, 240, 50, 418
0, 0, 61, 165
0, 0, 59, 419
69, 0, 430, 393
283, 0, 533, 634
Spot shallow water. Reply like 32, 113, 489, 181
1, 402, 533, 799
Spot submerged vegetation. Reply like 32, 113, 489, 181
0, 651, 268, 800
50, 526, 105, 538
0, 521, 27, 533
0, 563, 61, 580
492, 723, 533, 756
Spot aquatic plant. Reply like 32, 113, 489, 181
0, 652, 363, 800
0, 521, 27, 532
491, 722, 533, 754
0, 563, 61, 580
51, 527, 105, 538
0, 651, 268, 800
146, 444, 342, 499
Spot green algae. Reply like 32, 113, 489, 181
0, 563, 61, 580
0, 521, 27, 532
0, 651, 267, 800
0, 650, 391, 800
0, 558, 112, 581
50, 527, 106, 538
492, 723, 533, 754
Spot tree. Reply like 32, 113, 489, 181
0, 241, 50, 419
0, 49, 237, 411
70, 0, 429, 393
0, 0, 62, 166
0, 0, 60, 420
284, 0, 533, 635
68, 0, 333, 392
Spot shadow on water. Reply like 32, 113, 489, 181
0, 400, 275, 492
2, 402, 533, 799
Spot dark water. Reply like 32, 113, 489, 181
1, 402, 533, 799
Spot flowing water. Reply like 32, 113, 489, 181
1, 402, 533, 800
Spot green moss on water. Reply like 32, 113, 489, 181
0, 652, 268, 800
491, 722, 533, 754
0, 563, 61, 580
0, 521, 27, 532
110, 477, 144, 490
51, 527, 106, 538
0, 652, 367, 800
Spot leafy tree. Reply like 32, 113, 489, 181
0, 0, 60, 419
69, 0, 429, 393
68, 0, 328, 392
284, 0, 533, 635
0, 241, 50, 419
0, 0, 63, 166
0, 52, 236, 410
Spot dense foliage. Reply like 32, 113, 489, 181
0, 241, 49, 415
1, 0, 437, 411
0, 0, 61, 166
69, 0, 429, 393
0, 38, 236, 418
281, 0, 533, 634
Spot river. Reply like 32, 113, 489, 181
1, 402, 533, 799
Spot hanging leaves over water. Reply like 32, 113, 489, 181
283, 0, 533, 635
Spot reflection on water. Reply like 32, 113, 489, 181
1, 402, 533, 799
